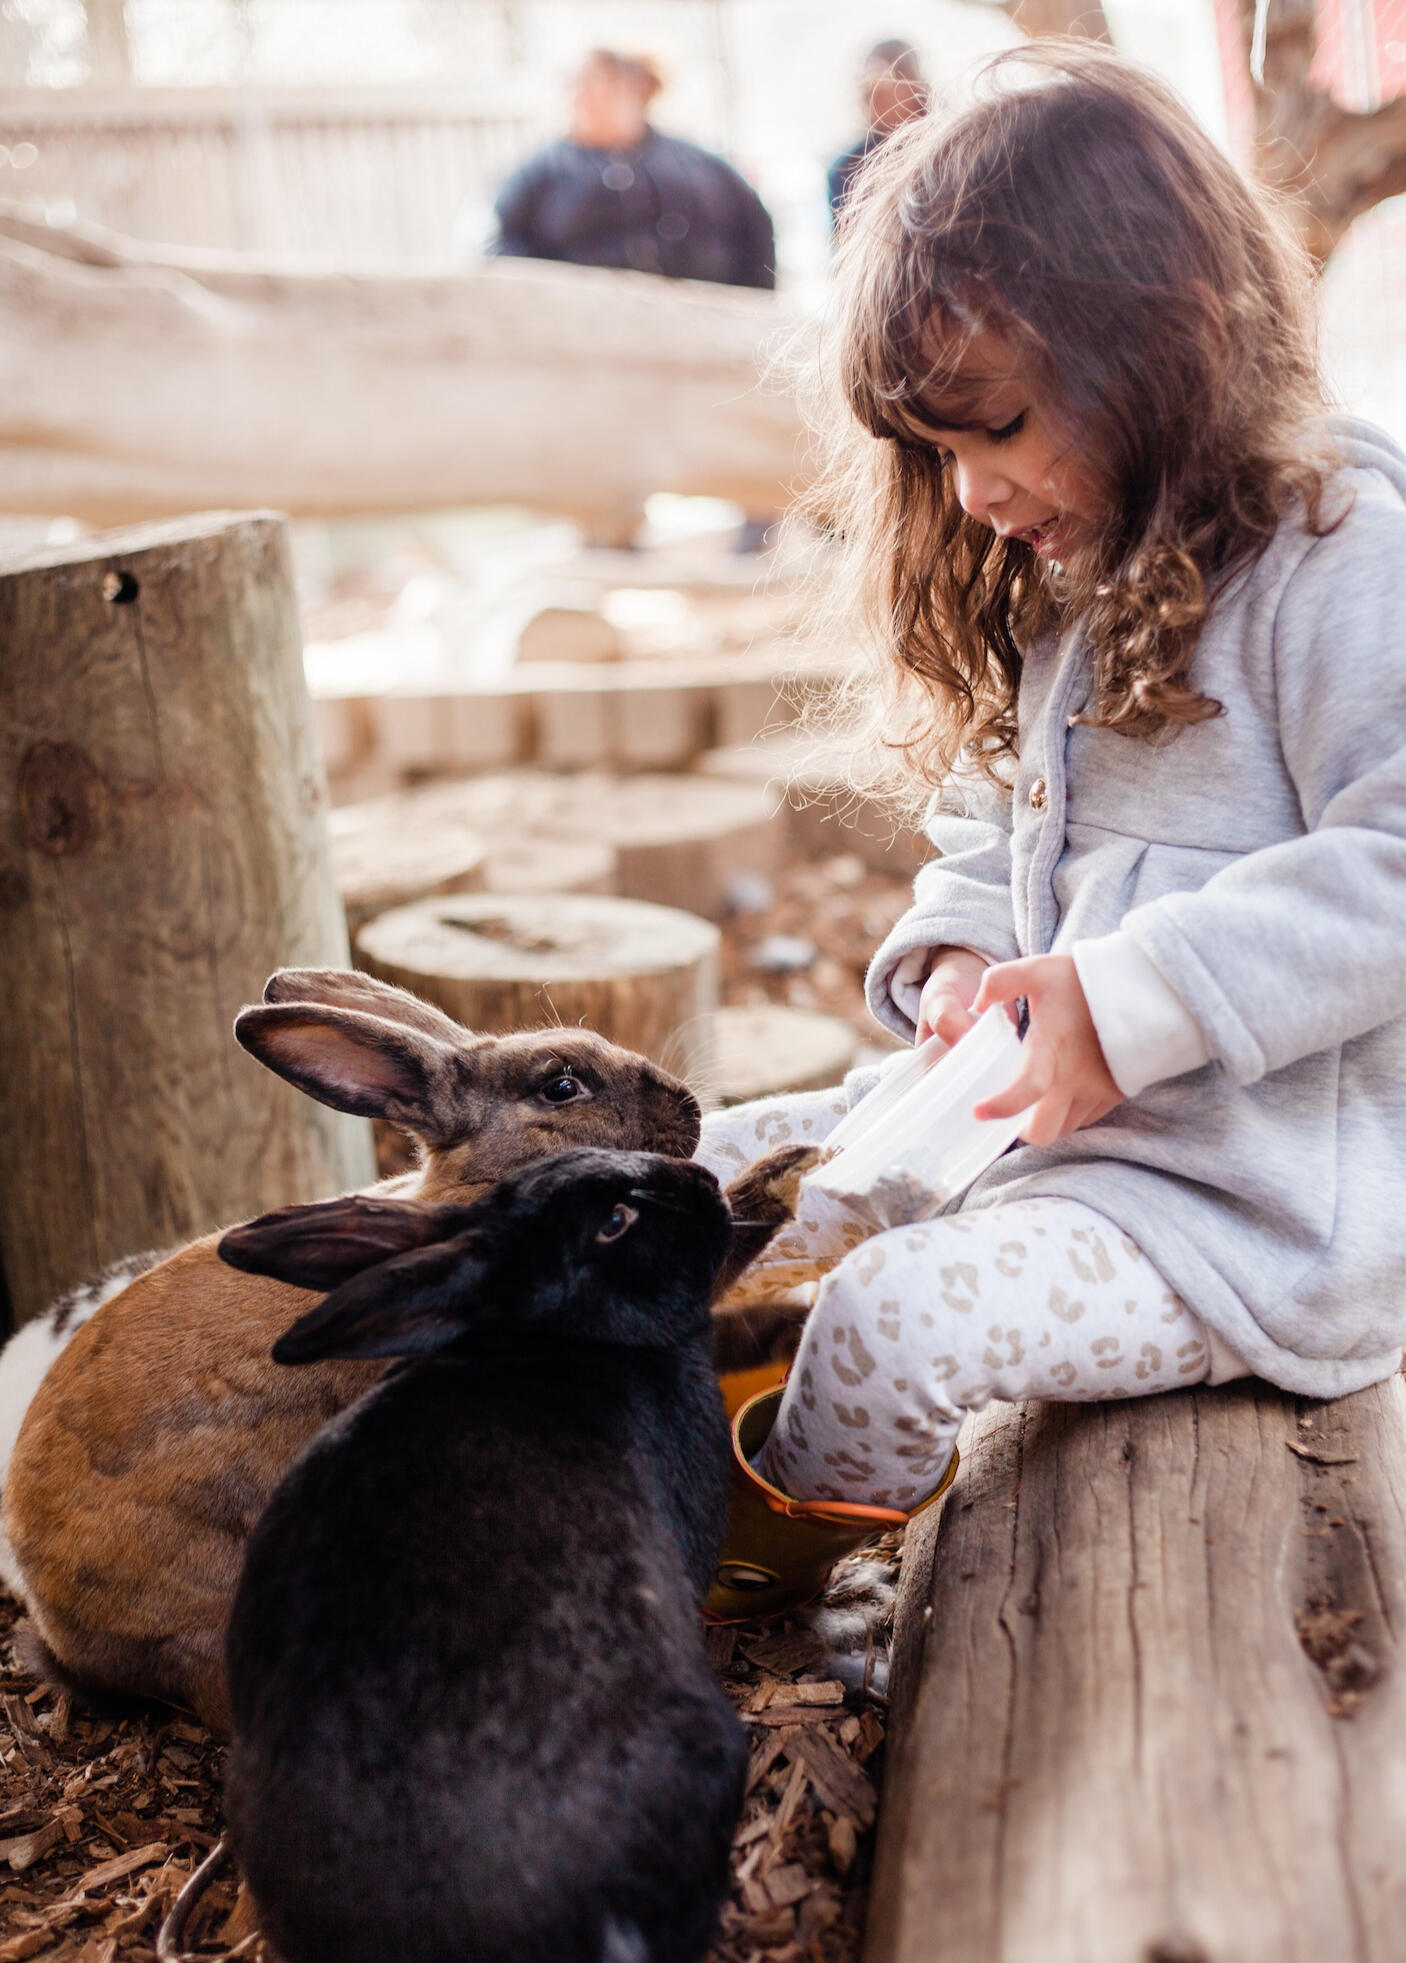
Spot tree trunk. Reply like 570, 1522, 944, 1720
0, 512, 375, 1328
1233, 0, 1406, 266
868, 1375, 1406, 1963
355, 892, 720, 1086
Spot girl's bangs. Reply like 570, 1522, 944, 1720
848, 285, 989, 450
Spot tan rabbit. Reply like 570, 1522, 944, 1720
2, 968, 813, 1734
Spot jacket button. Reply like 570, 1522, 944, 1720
1028, 777, 1048, 812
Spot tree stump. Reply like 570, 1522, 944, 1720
0, 512, 376, 1328
712, 1005, 859, 1103
326, 801, 489, 936
515, 605, 622, 664
594, 774, 781, 920
869, 1376, 1406, 1963
700, 738, 928, 876
326, 772, 781, 922
481, 837, 618, 897
355, 893, 720, 1083
327, 784, 620, 908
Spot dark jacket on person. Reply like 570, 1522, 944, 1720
491, 129, 775, 290
827, 129, 885, 225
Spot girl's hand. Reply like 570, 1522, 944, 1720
916, 948, 993, 1048
971, 954, 1123, 1147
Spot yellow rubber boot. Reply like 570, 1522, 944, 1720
704, 1383, 959, 1623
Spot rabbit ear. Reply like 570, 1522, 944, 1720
219, 1194, 472, 1292
271, 1233, 491, 1365
263, 968, 472, 1046
235, 1003, 474, 1145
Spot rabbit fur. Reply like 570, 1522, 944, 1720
1, 968, 812, 1732
220, 1149, 748, 1963
1, 969, 704, 1730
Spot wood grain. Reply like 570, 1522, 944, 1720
0, 512, 375, 1326
355, 891, 720, 1085
869, 1377, 1406, 1963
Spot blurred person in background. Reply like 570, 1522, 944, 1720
828, 39, 932, 226
490, 49, 775, 290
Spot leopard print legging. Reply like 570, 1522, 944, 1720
698, 1080, 1245, 1508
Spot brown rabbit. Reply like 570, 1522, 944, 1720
3, 968, 807, 1734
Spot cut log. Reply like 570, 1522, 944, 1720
594, 775, 781, 921
355, 892, 720, 1082
323, 770, 783, 922
0, 206, 805, 527
0, 512, 375, 1327
480, 837, 618, 897
869, 1376, 1406, 1963
326, 802, 488, 936
712, 1005, 859, 1104
326, 782, 619, 901
700, 738, 928, 876
515, 607, 622, 665
531, 667, 715, 771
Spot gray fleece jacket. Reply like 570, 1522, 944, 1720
866, 418, 1406, 1399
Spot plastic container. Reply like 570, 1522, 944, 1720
802, 1008, 1030, 1231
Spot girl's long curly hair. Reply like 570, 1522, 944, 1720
799, 40, 1340, 805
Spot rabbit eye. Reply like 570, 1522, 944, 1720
596, 1203, 638, 1244
540, 1071, 586, 1105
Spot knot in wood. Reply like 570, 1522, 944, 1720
18, 742, 106, 857
1145, 1938, 1210, 1963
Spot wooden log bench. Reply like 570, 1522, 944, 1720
867, 1374, 1406, 1963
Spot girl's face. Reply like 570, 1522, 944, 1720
911, 326, 1102, 563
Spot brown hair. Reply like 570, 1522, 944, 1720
585, 48, 665, 104
800, 40, 1339, 803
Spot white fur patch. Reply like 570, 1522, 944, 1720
0, 1258, 156, 1601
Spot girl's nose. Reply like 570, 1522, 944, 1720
952, 457, 1013, 524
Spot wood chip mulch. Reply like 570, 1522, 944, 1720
717, 850, 914, 1044
0, 1533, 903, 1961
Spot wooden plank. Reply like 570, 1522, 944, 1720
869, 1377, 1406, 1963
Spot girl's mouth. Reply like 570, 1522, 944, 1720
1019, 517, 1063, 555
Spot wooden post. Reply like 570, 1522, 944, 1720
0, 512, 376, 1328
868, 1377, 1406, 1963
84, 0, 133, 86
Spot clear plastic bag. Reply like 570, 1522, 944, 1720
801, 1008, 1030, 1233
712, 1011, 1033, 1311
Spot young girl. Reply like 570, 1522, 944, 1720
697, 43, 1406, 1531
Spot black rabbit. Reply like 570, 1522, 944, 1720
218, 1148, 750, 1963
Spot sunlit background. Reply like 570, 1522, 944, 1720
3, 0, 1401, 434
3, 1, 1403, 736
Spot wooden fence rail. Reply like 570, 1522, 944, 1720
0, 85, 534, 262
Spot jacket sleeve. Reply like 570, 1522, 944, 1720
725, 170, 776, 290
1121, 496, 1406, 1086
864, 768, 1020, 1040
489, 157, 546, 259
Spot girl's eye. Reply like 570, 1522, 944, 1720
596, 1203, 638, 1244
541, 1072, 586, 1105
988, 412, 1026, 443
